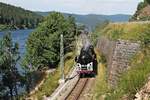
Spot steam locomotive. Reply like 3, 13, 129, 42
75, 44, 97, 77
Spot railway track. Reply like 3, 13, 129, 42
65, 78, 89, 100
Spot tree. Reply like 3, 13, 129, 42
137, 2, 147, 11
0, 32, 21, 99
145, 0, 150, 4
0, 2, 43, 30
23, 12, 77, 71
22, 12, 77, 93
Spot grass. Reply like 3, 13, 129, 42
91, 49, 110, 100
106, 51, 150, 100
93, 49, 150, 100
102, 22, 150, 42
93, 63, 109, 99
92, 22, 150, 100
28, 52, 75, 100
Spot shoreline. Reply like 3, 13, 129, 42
0, 24, 36, 32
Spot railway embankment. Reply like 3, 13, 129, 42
46, 33, 90, 100
27, 52, 75, 100
47, 67, 79, 100
95, 22, 150, 99
97, 38, 140, 87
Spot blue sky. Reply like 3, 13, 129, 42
0, 0, 143, 15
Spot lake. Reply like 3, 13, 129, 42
0, 29, 34, 94
0, 29, 34, 55
0, 29, 34, 72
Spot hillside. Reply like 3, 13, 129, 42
100, 22, 150, 41
0, 2, 43, 31
36, 12, 131, 30
94, 22, 150, 99
131, 0, 150, 21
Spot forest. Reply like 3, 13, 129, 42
0, 2, 43, 31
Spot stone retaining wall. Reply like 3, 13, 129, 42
97, 37, 140, 87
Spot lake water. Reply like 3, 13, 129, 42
0, 29, 34, 72
0, 29, 34, 55
0, 29, 34, 94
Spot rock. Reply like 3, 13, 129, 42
135, 93, 141, 100
135, 79, 150, 100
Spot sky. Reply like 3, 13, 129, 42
0, 0, 143, 15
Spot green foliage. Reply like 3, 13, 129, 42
111, 28, 124, 40
92, 50, 109, 100
35, 70, 60, 100
29, 52, 75, 99
137, 2, 147, 11
0, 2, 43, 30
93, 22, 150, 99
106, 53, 150, 100
140, 24, 150, 46
21, 12, 77, 97
0, 32, 22, 99
95, 23, 150, 100
145, 0, 150, 4
0, 24, 15, 31
101, 23, 150, 42
23, 12, 76, 71
130, 0, 149, 21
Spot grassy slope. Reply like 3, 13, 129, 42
102, 22, 150, 41
94, 22, 150, 100
91, 49, 109, 100
106, 53, 150, 100
28, 52, 75, 100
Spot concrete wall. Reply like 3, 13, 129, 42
96, 37, 140, 87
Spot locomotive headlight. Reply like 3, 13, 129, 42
87, 62, 93, 71
76, 63, 81, 71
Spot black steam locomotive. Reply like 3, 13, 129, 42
75, 44, 97, 77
